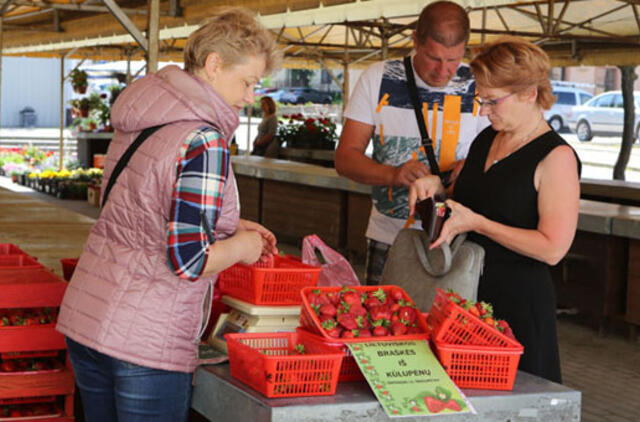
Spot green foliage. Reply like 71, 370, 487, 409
69, 69, 88, 89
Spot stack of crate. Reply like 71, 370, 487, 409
0, 244, 74, 421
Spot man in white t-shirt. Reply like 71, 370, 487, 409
335, 1, 489, 285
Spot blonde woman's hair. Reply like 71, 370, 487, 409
470, 36, 554, 110
184, 6, 281, 75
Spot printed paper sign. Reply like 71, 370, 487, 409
347, 340, 473, 418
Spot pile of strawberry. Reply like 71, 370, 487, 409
0, 308, 57, 327
306, 287, 423, 339
444, 291, 515, 341
0, 356, 64, 373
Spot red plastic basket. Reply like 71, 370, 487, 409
433, 340, 523, 390
225, 332, 344, 398
60, 258, 79, 282
0, 255, 42, 270
428, 288, 521, 348
295, 328, 364, 382
218, 255, 321, 305
299, 285, 430, 343
0, 244, 28, 256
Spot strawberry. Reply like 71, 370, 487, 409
348, 304, 368, 318
391, 321, 407, 336
373, 325, 389, 336
369, 305, 392, 321
327, 292, 341, 306
390, 289, 404, 302
389, 302, 401, 313
358, 329, 372, 337
319, 314, 335, 324
484, 316, 495, 327
355, 315, 371, 329
424, 396, 446, 413
370, 288, 387, 303
307, 290, 324, 306
398, 306, 416, 324
319, 303, 337, 317
467, 305, 480, 317
364, 297, 382, 308
444, 399, 462, 411
407, 325, 422, 334
342, 291, 361, 306
337, 313, 359, 330
496, 319, 510, 332
326, 326, 342, 338
341, 329, 359, 339
503, 327, 516, 340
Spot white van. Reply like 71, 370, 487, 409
544, 83, 593, 132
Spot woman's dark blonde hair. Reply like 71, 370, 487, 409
184, 6, 281, 74
470, 37, 554, 110
261, 96, 276, 115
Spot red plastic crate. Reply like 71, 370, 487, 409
0, 245, 28, 256
225, 332, 343, 398
0, 269, 67, 309
295, 328, 364, 382
0, 255, 42, 270
218, 255, 321, 305
433, 340, 523, 391
59, 259, 78, 282
299, 285, 430, 343
428, 288, 522, 348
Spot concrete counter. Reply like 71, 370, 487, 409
191, 364, 580, 422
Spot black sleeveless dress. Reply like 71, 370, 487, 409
453, 126, 580, 384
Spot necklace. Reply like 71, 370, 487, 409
492, 117, 544, 165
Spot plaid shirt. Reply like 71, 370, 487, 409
167, 127, 229, 280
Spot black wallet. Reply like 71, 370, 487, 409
416, 197, 450, 242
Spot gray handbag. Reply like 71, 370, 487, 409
380, 228, 484, 311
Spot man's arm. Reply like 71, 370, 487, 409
335, 118, 430, 187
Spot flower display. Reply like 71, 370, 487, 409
277, 113, 337, 150
70, 69, 88, 93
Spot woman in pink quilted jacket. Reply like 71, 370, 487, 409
57, 7, 280, 421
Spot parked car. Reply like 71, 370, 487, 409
279, 87, 332, 104
568, 91, 640, 142
544, 85, 593, 131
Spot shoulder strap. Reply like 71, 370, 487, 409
101, 124, 167, 208
403, 55, 440, 177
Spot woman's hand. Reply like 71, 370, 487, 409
430, 199, 481, 249
408, 175, 445, 216
237, 219, 278, 259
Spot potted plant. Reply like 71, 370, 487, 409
70, 69, 88, 94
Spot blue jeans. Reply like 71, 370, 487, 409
66, 337, 193, 422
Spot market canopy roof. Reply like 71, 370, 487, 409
1, 0, 640, 68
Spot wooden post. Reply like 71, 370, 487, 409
147, 0, 159, 73
59, 55, 65, 170
0, 18, 3, 133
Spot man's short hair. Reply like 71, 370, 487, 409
416, 1, 470, 47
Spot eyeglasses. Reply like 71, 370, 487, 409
474, 92, 516, 108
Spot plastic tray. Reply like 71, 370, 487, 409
299, 285, 430, 343
295, 328, 364, 382
219, 255, 321, 305
0, 255, 42, 270
427, 288, 522, 348
433, 340, 523, 391
0, 244, 28, 256
225, 332, 343, 398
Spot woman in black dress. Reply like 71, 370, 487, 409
408, 37, 580, 383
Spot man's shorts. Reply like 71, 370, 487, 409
365, 239, 391, 286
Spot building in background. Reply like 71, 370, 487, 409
0, 56, 76, 128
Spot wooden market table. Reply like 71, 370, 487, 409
191, 364, 580, 422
